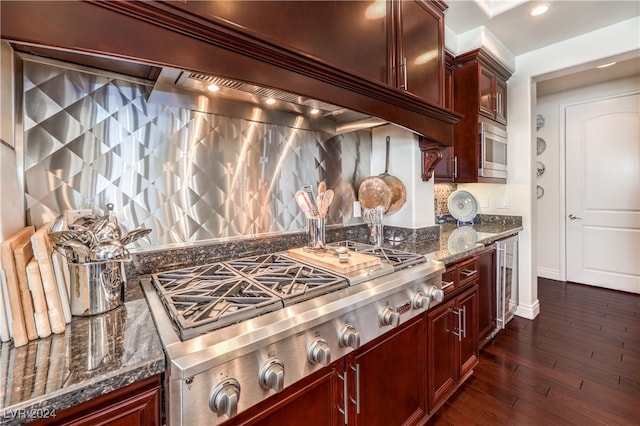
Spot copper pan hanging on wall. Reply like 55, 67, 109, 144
357, 136, 406, 215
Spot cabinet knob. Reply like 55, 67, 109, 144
259, 359, 285, 392
380, 306, 400, 327
209, 379, 240, 418
308, 338, 331, 366
338, 324, 361, 349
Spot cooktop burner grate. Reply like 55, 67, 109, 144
152, 253, 348, 339
332, 241, 426, 269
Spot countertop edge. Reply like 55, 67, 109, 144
0, 360, 164, 421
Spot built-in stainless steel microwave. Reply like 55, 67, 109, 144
479, 122, 508, 179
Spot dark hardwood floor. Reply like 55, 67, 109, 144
428, 278, 640, 425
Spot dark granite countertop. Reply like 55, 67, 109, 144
0, 216, 519, 422
0, 299, 164, 425
381, 219, 523, 265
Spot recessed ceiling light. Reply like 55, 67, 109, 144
207, 83, 220, 92
596, 62, 617, 69
310, 108, 320, 115
265, 98, 277, 105
530, 4, 549, 17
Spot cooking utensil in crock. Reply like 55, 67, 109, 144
90, 239, 130, 262
57, 239, 91, 263
94, 203, 122, 241
119, 228, 152, 246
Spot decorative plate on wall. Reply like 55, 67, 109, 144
537, 161, 546, 177
536, 114, 545, 131
447, 190, 478, 222
537, 185, 544, 199
537, 137, 547, 155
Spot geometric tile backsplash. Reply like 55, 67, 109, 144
21, 58, 371, 249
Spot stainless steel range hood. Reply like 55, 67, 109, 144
148, 67, 388, 135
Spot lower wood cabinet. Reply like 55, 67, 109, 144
230, 364, 342, 426
31, 375, 162, 426
427, 285, 478, 412
347, 316, 427, 425
231, 315, 427, 426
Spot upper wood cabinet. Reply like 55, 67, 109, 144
172, 1, 391, 85
432, 48, 511, 183
454, 48, 511, 125
395, 0, 446, 105
0, 0, 460, 145
172, 0, 445, 106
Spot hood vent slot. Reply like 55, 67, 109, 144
187, 73, 245, 90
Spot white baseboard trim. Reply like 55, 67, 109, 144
515, 300, 540, 320
537, 267, 561, 281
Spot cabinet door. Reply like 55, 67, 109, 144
495, 77, 507, 124
477, 246, 497, 347
478, 64, 494, 119
427, 302, 456, 411
352, 316, 427, 425
31, 375, 162, 426
232, 365, 342, 426
457, 286, 479, 381
434, 145, 455, 182
398, 0, 443, 104
181, 1, 390, 84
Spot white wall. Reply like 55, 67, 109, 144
458, 16, 640, 320
536, 76, 640, 281
371, 125, 435, 228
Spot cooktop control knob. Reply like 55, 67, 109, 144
259, 359, 285, 392
412, 292, 430, 310
308, 338, 331, 366
338, 324, 361, 349
380, 306, 400, 327
209, 378, 241, 418
428, 286, 445, 303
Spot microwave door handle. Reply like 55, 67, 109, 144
480, 130, 486, 176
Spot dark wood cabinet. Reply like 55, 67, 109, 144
229, 364, 342, 426
428, 254, 481, 413
348, 315, 427, 425
395, 0, 445, 105
477, 245, 497, 347
426, 301, 456, 411
433, 52, 456, 182
457, 286, 479, 380
436, 48, 511, 184
1, 1, 460, 145
477, 62, 508, 124
174, 1, 391, 85
427, 285, 478, 413
31, 375, 162, 426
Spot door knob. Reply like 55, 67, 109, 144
568, 214, 583, 220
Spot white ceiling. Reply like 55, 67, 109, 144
444, 0, 640, 95
444, 0, 640, 56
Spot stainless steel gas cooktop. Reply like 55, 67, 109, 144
142, 241, 443, 425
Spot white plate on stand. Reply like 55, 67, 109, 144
447, 190, 478, 223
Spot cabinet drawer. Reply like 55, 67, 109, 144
441, 268, 457, 298
458, 258, 479, 289
442, 256, 479, 300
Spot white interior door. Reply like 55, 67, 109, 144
566, 93, 640, 294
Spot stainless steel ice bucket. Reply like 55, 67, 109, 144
69, 261, 125, 316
